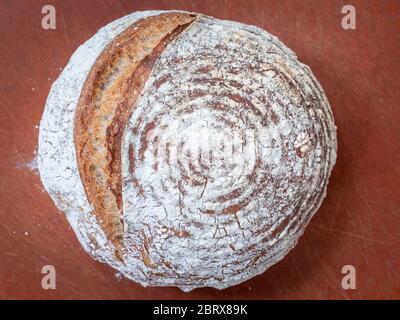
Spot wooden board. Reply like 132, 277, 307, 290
0, 0, 399, 299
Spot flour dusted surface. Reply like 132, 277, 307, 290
38, 11, 337, 291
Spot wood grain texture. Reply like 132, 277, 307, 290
0, 0, 399, 299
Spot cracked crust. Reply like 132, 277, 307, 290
38, 11, 337, 291
74, 12, 196, 256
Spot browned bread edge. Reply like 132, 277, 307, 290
74, 12, 196, 259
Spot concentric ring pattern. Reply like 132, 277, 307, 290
120, 16, 337, 290
38, 11, 337, 291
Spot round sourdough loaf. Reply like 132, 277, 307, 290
38, 10, 337, 291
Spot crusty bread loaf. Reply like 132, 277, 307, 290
38, 10, 337, 291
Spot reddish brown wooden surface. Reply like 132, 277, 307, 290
0, 0, 399, 299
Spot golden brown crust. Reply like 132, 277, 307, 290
74, 12, 196, 256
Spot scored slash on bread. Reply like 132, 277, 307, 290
74, 13, 197, 259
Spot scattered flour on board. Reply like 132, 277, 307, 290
16, 154, 39, 174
